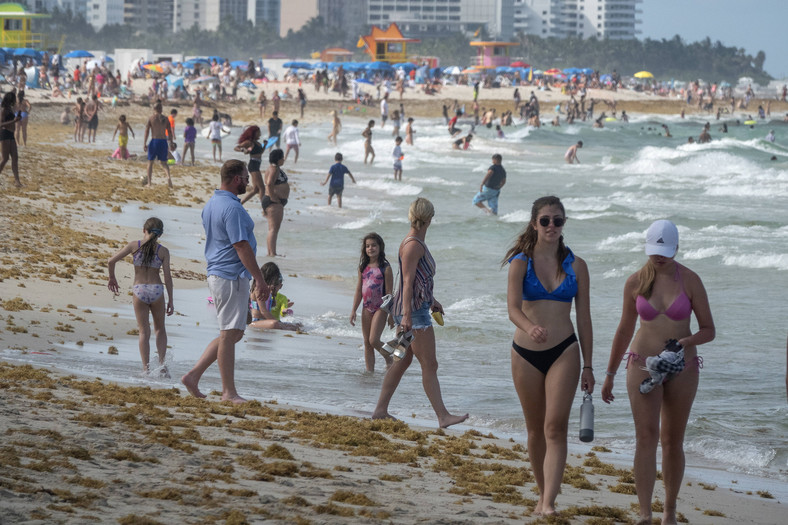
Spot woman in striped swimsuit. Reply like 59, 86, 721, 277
371, 198, 468, 428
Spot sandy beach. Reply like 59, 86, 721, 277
2, 81, 787, 523
1, 361, 784, 524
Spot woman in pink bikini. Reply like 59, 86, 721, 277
601, 219, 715, 525
107, 217, 175, 376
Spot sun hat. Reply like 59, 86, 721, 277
645, 219, 678, 257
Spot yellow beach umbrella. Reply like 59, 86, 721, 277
634, 71, 654, 79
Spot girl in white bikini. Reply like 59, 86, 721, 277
107, 217, 174, 376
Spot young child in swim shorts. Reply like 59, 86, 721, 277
111, 114, 135, 160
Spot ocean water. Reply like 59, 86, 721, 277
5, 108, 788, 495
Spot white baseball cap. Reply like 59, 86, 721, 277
645, 220, 678, 257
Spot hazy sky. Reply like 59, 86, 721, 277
639, 0, 786, 78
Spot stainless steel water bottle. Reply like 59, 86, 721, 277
579, 390, 594, 442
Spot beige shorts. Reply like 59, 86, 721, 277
208, 275, 250, 331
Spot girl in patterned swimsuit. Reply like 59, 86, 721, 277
107, 217, 174, 377
350, 233, 394, 372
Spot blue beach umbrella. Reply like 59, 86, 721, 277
392, 62, 416, 72
283, 61, 312, 69
230, 60, 248, 69
354, 78, 374, 85
366, 62, 392, 71
166, 75, 184, 89
14, 48, 40, 58
311, 61, 329, 70
64, 50, 94, 59
581, 68, 594, 75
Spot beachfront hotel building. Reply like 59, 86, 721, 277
363, 0, 513, 39
38, 0, 282, 34
30, 0, 87, 17
513, 0, 641, 39
338, 0, 639, 41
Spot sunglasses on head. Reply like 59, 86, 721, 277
538, 216, 566, 228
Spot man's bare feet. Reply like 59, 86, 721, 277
438, 412, 469, 428
181, 374, 206, 398
635, 516, 653, 525
662, 509, 678, 525
222, 395, 247, 404
371, 411, 397, 421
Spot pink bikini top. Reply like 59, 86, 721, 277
636, 264, 692, 321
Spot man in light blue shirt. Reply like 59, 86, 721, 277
182, 159, 268, 404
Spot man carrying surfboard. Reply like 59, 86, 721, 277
143, 103, 174, 188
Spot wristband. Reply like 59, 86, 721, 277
605, 371, 616, 377
582, 366, 593, 370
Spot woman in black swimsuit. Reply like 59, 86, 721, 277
236, 125, 265, 206
262, 148, 289, 256
0, 92, 21, 187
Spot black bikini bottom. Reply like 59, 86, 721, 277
512, 333, 578, 375
262, 195, 287, 212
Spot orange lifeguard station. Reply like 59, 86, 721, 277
357, 23, 420, 63
0, 2, 50, 48
320, 47, 353, 63
470, 41, 518, 70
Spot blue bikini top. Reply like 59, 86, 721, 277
510, 249, 577, 303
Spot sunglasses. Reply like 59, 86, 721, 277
538, 216, 566, 228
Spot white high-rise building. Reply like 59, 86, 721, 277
86, 0, 124, 29
366, 0, 516, 40
513, 0, 640, 40
31, 0, 88, 17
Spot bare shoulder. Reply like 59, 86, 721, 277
571, 253, 589, 273
623, 272, 640, 293
678, 263, 706, 290
400, 237, 425, 258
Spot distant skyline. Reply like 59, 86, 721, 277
640, 0, 786, 79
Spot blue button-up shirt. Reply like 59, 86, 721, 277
202, 190, 257, 280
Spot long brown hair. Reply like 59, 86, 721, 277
136, 217, 163, 266
358, 232, 388, 273
502, 196, 569, 277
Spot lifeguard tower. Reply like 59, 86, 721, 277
469, 41, 518, 70
0, 2, 50, 48
357, 23, 420, 63
320, 47, 353, 63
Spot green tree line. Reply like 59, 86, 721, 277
34, 8, 770, 83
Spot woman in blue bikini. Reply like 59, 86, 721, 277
601, 220, 714, 525
503, 195, 594, 516
107, 217, 174, 376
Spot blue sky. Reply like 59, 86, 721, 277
639, 0, 786, 78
